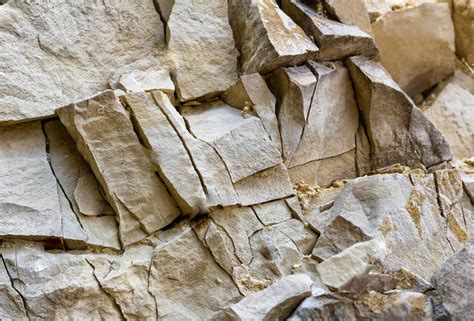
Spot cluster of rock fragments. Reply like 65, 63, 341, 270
0, 0, 472, 320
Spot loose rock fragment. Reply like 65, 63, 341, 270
114, 68, 175, 94
228, 0, 318, 74
323, 0, 373, 34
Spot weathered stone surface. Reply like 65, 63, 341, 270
114, 68, 175, 94
424, 82, 473, 160
0, 122, 62, 240
364, 0, 405, 21
149, 228, 241, 320
0, 256, 28, 320
57, 90, 180, 246
0, 0, 165, 124
225, 274, 313, 321
1, 242, 122, 320
431, 240, 474, 321
372, 3, 456, 96
124, 92, 207, 215
323, 0, 373, 34
252, 199, 293, 226
223, 73, 282, 151
282, 0, 378, 61
165, 0, 238, 101
347, 55, 451, 169
453, 0, 474, 65
228, 0, 318, 74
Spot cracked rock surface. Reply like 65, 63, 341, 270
0, 0, 472, 320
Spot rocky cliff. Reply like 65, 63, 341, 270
0, 0, 472, 320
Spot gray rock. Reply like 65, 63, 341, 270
225, 274, 313, 321
0, 256, 28, 320
252, 199, 293, 226
228, 0, 318, 74
323, 0, 373, 35
57, 90, 180, 247
282, 0, 378, 61
0, 0, 165, 124
431, 240, 474, 321
164, 0, 238, 101
346, 55, 451, 169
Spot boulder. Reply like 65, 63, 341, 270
0, 0, 165, 124
164, 0, 239, 101
228, 0, 318, 74
453, 0, 474, 65
372, 3, 456, 96
282, 0, 378, 61
57, 90, 180, 247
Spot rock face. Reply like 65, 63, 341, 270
372, 2, 456, 96
453, 0, 474, 65
0, 0, 472, 320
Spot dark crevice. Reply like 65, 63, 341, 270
153, 0, 170, 44
1, 255, 31, 321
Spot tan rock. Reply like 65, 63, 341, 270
57, 90, 180, 247
453, 0, 474, 65
364, 0, 405, 21
424, 83, 473, 160
115, 68, 174, 94
223, 74, 282, 151
323, 0, 373, 34
165, 0, 238, 101
372, 2, 456, 96
252, 199, 293, 226
149, 228, 241, 320
0, 255, 28, 320
123, 92, 207, 215
228, 0, 318, 74
0, 0, 165, 124
282, 0, 378, 61
346, 55, 451, 169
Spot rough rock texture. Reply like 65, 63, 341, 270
0, 1, 472, 320
372, 2, 456, 96
453, 0, 474, 65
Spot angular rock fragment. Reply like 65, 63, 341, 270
282, 0, 378, 61
252, 199, 293, 226
0, 122, 62, 240
346, 55, 451, 169
1, 242, 123, 320
0, 256, 28, 320
228, 0, 318, 74
225, 274, 313, 321
453, 0, 474, 65
431, 240, 474, 321
323, 0, 373, 35
114, 68, 175, 94
164, 0, 238, 101
424, 82, 473, 160
364, 0, 405, 22
57, 90, 180, 246
223, 73, 282, 151
372, 2, 456, 96
149, 228, 241, 320
0, 0, 165, 124
123, 92, 207, 215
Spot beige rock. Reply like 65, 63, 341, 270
124, 92, 207, 215
453, 0, 474, 65
0, 255, 28, 320
252, 200, 293, 226
1, 242, 122, 320
149, 228, 241, 320
57, 186, 88, 250
346, 55, 451, 169
372, 3, 456, 96
57, 90, 180, 247
228, 0, 318, 74
115, 68, 174, 94
323, 0, 373, 34
0, 122, 62, 240
225, 274, 313, 321
165, 0, 238, 101
0, 0, 165, 124
273, 219, 318, 255
424, 83, 473, 160
282, 0, 378, 61
223, 74, 282, 151
364, 0, 405, 21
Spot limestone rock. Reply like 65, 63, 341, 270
0, 256, 28, 320
0, 0, 165, 124
453, 0, 474, 65
364, 0, 405, 22
124, 92, 207, 215
228, 0, 318, 74
165, 0, 238, 101
323, 0, 373, 34
372, 3, 456, 96
282, 0, 378, 61
424, 83, 473, 160
149, 228, 241, 320
252, 200, 293, 226
223, 74, 282, 151
431, 240, 474, 321
0, 122, 62, 240
57, 90, 180, 247
115, 68, 175, 94
225, 274, 313, 321
347, 55, 451, 169
1, 242, 122, 320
